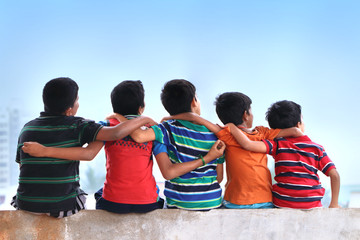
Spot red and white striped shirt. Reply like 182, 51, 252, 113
263, 135, 336, 209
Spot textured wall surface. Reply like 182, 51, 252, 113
1, 209, 360, 240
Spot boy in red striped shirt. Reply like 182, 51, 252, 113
227, 100, 340, 209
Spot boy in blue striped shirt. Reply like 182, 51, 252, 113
117, 79, 225, 210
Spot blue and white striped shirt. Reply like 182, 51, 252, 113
152, 120, 224, 210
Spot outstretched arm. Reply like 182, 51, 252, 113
155, 140, 225, 180
162, 112, 222, 134
227, 123, 267, 153
22, 141, 104, 161
96, 115, 157, 142
328, 168, 341, 208
276, 127, 304, 138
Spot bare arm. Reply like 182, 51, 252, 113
105, 113, 156, 143
22, 141, 104, 161
216, 164, 224, 183
227, 123, 267, 153
276, 127, 304, 138
155, 140, 225, 180
96, 115, 156, 141
128, 128, 156, 143
162, 112, 222, 134
328, 168, 341, 208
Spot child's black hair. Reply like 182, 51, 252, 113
215, 92, 252, 125
266, 100, 302, 129
42, 77, 79, 115
161, 79, 196, 115
111, 80, 145, 115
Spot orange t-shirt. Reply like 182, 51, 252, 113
216, 126, 280, 205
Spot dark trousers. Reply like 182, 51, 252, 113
94, 188, 164, 214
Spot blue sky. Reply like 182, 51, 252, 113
1, 0, 360, 187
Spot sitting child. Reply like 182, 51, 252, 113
114, 79, 226, 210
22, 80, 225, 213
226, 100, 340, 209
163, 92, 302, 209
14, 77, 156, 218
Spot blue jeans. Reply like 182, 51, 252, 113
223, 200, 274, 209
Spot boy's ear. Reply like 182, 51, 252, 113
191, 96, 201, 115
242, 111, 249, 122
138, 106, 145, 115
191, 97, 197, 107
64, 107, 73, 116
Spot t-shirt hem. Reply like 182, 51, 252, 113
102, 195, 159, 205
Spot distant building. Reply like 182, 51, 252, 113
8, 107, 22, 185
0, 107, 24, 190
0, 111, 10, 189
0, 104, 31, 209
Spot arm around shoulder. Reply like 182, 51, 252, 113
276, 127, 304, 138
129, 127, 156, 143
96, 116, 156, 141
162, 112, 222, 134
226, 123, 267, 153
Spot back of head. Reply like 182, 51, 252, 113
42, 77, 79, 115
161, 79, 196, 115
266, 100, 302, 129
215, 92, 252, 125
111, 80, 145, 115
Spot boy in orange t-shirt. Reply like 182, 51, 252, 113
167, 92, 301, 208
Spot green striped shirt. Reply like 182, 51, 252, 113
14, 112, 102, 213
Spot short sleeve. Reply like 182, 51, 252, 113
78, 119, 103, 145
15, 145, 21, 164
97, 120, 111, 144
255, 126, 280, 140
318, 150, 336, 175
151, 122, 174, 146
215, 127, 235, 146
98, 120, 110, 127
262, 139, 276, 155
216, 155, 225, 164
152, 141, 167, 156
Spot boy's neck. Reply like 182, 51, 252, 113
237, 123, 253, 133
238, 122, 252, 128
179, 111, 201, 125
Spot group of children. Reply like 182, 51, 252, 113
12, 77, 340, 218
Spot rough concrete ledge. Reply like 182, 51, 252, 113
1, 209, 359, 240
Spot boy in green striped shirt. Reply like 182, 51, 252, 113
12, 77, 156, 218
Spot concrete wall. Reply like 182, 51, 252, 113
1, 209, 360, 240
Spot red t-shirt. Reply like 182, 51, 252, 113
102, 118, 158, 204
